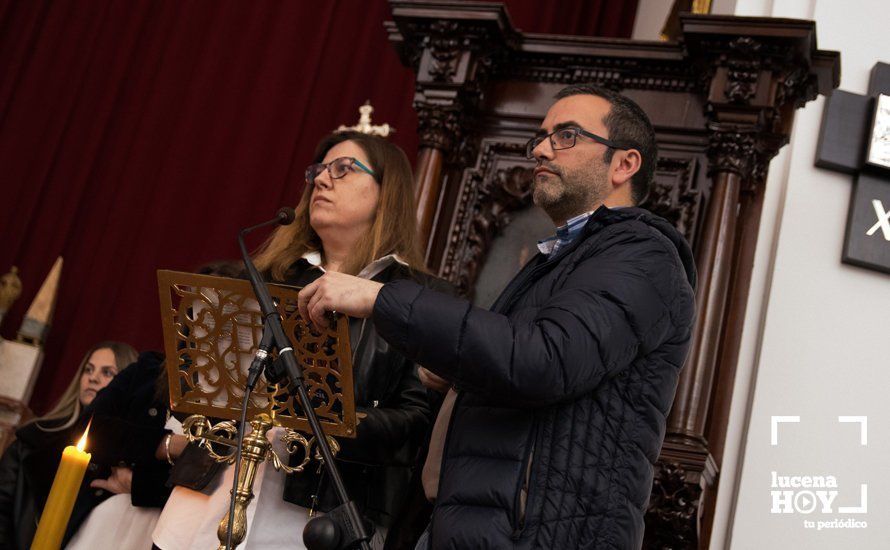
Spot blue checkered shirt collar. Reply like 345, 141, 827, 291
536, 210, 596, 257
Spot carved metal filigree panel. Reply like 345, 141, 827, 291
157, 271, 357, 437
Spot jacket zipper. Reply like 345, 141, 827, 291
511, 419, 538, 539
490, 255, 545, 313
351, 318, 367, 365
494, 219, 602, 313
494, 244, 575, 314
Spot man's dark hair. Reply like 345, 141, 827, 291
555, 84, 657, 205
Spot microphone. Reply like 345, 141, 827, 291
238, 206, 295, 389
237, 210, 303, 386
240, 207, 295, 238
276, 206, 296, 225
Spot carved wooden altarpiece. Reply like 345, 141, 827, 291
386, 2, 839, 547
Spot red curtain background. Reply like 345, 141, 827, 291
0, 0, 637, 414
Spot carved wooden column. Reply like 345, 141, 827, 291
652, 17, 839, 548
670, 124, 752, 444
646, 127, 750, 547
414, 97, 461, 249
387, 11, 513, 264
697, 147, 771, 546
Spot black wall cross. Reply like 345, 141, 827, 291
816, 62, 890, 275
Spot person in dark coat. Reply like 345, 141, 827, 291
86, 350, 175, 507
0, 341, 137, 550
296, 84, 697, 550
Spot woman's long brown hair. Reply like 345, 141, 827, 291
254, 131, 424, 278
33, 341, 138, 431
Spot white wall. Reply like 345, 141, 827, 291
709, 1, 890, 549
631, 0, 673, 40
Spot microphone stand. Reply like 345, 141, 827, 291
229, 209, 372, 550
223, 325, 273, 550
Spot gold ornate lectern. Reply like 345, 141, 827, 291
158, 270, 358, 549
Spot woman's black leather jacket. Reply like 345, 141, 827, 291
172, 257, 448, 528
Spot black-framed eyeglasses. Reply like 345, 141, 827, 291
525, 126, 633, 159
305, 156, 376, 186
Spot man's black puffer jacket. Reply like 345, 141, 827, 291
373, 206, 697, 549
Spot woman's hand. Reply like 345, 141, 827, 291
90, 466, 132, 494
418, 367, 451, 394
154, 434, 188, 462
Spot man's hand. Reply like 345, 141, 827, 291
90, 466, 133, 494
418, 367, 451, 394
297, 272, 384, 329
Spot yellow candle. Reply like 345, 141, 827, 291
30, 422, 92, 550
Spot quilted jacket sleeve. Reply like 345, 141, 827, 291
372, 227, 694, 407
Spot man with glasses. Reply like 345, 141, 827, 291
298, 84, 697, 549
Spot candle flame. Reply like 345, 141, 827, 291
76, 420, 91, 452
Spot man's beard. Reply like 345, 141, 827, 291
533, 157, 610, 223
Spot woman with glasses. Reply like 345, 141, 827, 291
152, 130, 445, 550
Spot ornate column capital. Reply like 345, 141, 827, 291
706, 123, 788, 194
414, 104, 462, 151
706, 124, 757, 177
682, 15, 839, 137
388, 5, 511, 156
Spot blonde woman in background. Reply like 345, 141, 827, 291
0, 341, 137, 550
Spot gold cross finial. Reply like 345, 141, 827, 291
335, 101, 394, 137
0, 265, 23, 315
